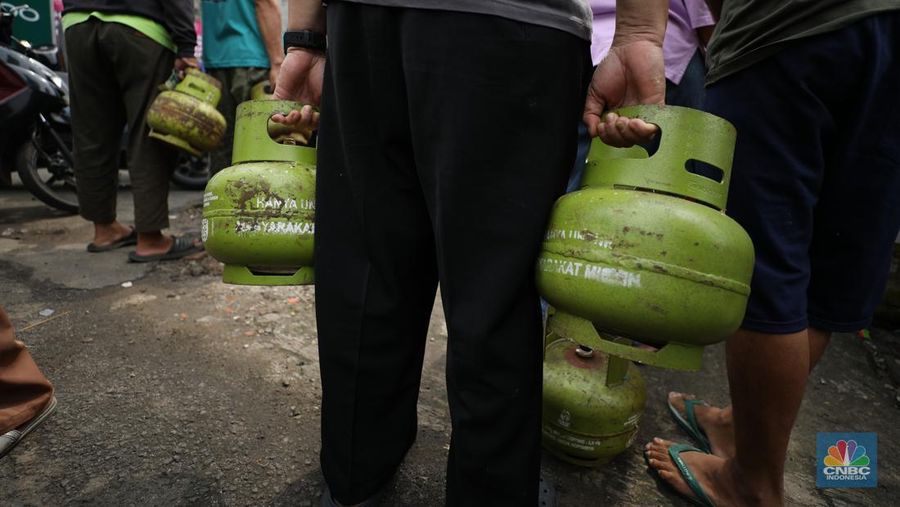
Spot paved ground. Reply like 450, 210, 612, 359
1, 184, 898, 506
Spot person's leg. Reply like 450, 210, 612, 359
206, 67, 235, 177
668, 323, 829, 459
0, 305, 53, 436
64, 19, 133, 247
101, 22, 182, 255
648, 329, 810, 505
315, 5, 439, 504
665, 50, 706, 109
208, 67, 268, 176
807, 328, 831, 367
648, 12, 900, 506
0, 305, 56, 459
726, 329, 809, 499
565, 122, 592, 192
651, 41, 829, 496
401, 12, 590, 506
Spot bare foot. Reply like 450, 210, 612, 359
645, 438, 780, 507
134, 233, 173, 257
645, 438, 730, 506
92, 222, 134, 248
669, 392, 736, 458
135, 233, 201, 257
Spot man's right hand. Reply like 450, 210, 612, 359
584, 0, 669, 147
584, 40, 665, 147
271, 47, 325, 129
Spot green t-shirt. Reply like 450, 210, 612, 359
707, 0, 900, 84
201, 0, 269, 69
61, 11, 176, 53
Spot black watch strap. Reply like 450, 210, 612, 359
283, 30, 327, 54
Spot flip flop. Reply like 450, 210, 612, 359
667, 395, 712, 453
86, 227, 137, 252
127, 235, 203, 263
645, 443, 715, 507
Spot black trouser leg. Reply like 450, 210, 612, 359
102, 23, 176, 233
66, 19, 126, 225
398, 13, 590, 507
66, 19, 176, 232
316, 4, 590, 505
316, 5, 439, 504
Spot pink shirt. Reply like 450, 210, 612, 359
589, 0, 715, 85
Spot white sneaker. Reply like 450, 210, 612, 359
0, 396, 57, 459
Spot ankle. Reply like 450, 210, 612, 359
137, 231, 165, 242
723, 458, 783, 505
135, 232, 169, 250
709, 405, 733, 428
94, 221, 122, 234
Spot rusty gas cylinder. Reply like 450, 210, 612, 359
147, 68, 226, 156
202, 100, 315, 285
542, 312, 646, 466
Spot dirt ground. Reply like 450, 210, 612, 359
1, 187, 898, 506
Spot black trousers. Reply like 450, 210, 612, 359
315, 4, 590, 505
66, 18, 177, 232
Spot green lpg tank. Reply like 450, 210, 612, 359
537, 105, 754, 371
542, 311, 646, 466
202, 100, 315, 285
250, 80, 274, 100
147, 68, 226, 156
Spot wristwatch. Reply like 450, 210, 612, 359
283, 30, 327, 54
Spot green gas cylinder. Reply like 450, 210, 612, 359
202, 100, 316, 285
147, 68, 227, 156
537, 105, 754, 371
542, 311, 646, 466
250, 81, 274, 100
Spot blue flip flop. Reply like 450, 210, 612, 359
645, 443, 716, 507
667, 396, 712, 453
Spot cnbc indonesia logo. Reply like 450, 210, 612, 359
823, 440, 870, 479
817, 433, 877, 488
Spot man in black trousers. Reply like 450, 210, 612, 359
62, 0, 203, 262
273, 0, 604, 505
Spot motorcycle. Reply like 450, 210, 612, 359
0, 10, 76, 212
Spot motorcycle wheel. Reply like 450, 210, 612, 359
16, 131, 79, 214
170, 152, 210, 190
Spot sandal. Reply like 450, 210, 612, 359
127, 235, 203, 263
86, 227, 137, 252
667, 396, 712, 453
645, 443, 715, 507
